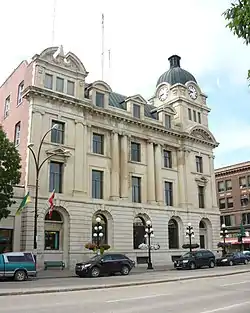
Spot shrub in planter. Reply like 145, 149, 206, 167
99, 244, 110, 255
85, 243, 97, 251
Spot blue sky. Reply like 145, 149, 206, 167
0, 0, 249, 168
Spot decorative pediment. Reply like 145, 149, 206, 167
195, 176, 208, 186
38, 46, 88, 76
189, 125, 218, 145
152, 104, 176, 116
127, 94, 147, 105
91, 80, 112, 92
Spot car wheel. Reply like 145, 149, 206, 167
121, 265, 130, 275
90, 267, 100, 278
190, 262, 196, 270
14, 270, 27, 282
229, 260, 233, 266
209, 260, 215, 268
244, 259, 248, 265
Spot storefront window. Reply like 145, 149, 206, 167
0, 229, 13, 253
44, 231, 60, 250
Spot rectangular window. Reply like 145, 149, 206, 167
226, 197, 233, 208
133, 104, 140, 118
131, 142, 141, 162
14, 122, 21, 146
67, 80, 75, 96
49, 162, 63, 193
165, 114, 171, 128
96, 92, 104, 108
93, 133, 104, 154
92, 170, 103, 199
132, 176, 141, 203
224, 215, 232, 227
193, 110, 197, 122
242, 213, 250, 225
45, 73, 53, 89
197, 112, 201, 123
44, 231, 60, 250
56, 77, 64, 93
163, 150, 172, 168
198, 186, 205, 208
188, 108, 192, 120
164, 181, 173, 206
4, 96, 10, 118
225, 179, 232, 191
247, 175, 250, 187
51, 121, 65, 144
239, 176, 246, 188
219, 198, 226, 210
195, 156, 203, 173
218, 181, 225, 192
17, 81, 24, 105
0, 228, 13, 252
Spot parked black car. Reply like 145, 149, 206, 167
216, 252, 249, 266
174, 249, 215, 270
75, 253, 135, 277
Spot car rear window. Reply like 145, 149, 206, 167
7, 253, 34, 263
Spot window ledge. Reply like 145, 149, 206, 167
88, 152, 111, 159
129, 161, 146, 166
43, 141, 74, 150
44, 250, 63, 253
162, 167, 177, 172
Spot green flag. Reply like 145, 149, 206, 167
240, 222, 246, 237
15, 192, 31, 216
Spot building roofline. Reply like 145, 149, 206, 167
215, 161, 250, 174
0, 60, 28, 88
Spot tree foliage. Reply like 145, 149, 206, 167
0, 126, 21, 220
223, 0, 250, 80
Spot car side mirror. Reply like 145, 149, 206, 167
100, 259, 104, 263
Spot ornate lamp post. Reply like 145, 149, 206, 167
186, 223, 195, 252
144, 220, 154, 270
220, 224, 228, 256
93, 217, 104, 252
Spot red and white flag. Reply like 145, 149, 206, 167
48, 190, 55, 218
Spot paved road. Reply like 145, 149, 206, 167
1, 271, 250, 312
0, 265, 249, 290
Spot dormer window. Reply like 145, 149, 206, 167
133, 104, 140, 118
165, 114, 171, 128
45, 73, 53, 89
56, 77, 64, 93
67, 81, 75, 96
96, 92, 104, 108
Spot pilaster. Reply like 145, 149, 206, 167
147, 140, 156, 203
110, 131, 120, 200
120, 133, 129, 200
155, 143, 164, 204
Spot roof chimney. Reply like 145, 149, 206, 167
168, 55, 181, 68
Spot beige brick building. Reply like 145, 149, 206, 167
0, 47, 220, 268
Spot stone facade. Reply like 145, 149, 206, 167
0, 47, 220, 268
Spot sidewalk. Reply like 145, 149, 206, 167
37, 264, 174, 279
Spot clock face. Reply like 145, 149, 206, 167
158, 86, 168, 101
188, 85, 198, 100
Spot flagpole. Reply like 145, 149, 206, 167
101, 13, 105, 80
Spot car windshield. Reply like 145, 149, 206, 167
182, 252, 194, 258
89, 255, 102, 261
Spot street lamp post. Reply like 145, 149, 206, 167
144, 220, 154, 270
93, 217, 104, 253
28, 124, 59, 260
220, 224, 228, 257
186, 223, 195, 252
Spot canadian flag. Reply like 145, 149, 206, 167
48, 190, 55, 218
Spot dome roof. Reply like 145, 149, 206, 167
156, 55, 197, 86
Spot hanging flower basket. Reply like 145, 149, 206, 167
85, 243, 97, 251
182, 243, 199, 249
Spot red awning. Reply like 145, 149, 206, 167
222, 237, 250, 245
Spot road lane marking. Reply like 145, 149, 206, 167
106, 293, 171, 303
200, 301, 250, 313
220, 281, 250, 287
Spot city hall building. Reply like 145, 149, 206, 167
0, 46, 220, 268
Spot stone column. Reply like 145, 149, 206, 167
120, 133, 128, 200
177, 148, 190, 209
209, 155, 218, 208
147, 141, 156, 203
74, 122, 85, 193
155, 143, 163, 204
110, 131, 120, 200
82, 124, 88, 195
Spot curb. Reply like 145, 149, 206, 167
1, 269, 250, 297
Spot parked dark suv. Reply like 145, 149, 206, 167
174, 249, 215, 270
75, 253, 135, 277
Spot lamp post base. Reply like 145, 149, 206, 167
147, 262, 153, 270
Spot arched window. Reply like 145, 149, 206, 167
168, 219, 179, 249
199, 220, 207, 249
133, 216, 146, 249
44, 210, 63, 251
92, 214, 107, 245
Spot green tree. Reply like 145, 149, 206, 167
223, 0, 250, 80
0, 126, 21, 221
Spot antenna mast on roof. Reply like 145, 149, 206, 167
101, 13, 105, 80
52, 0, 57, 45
